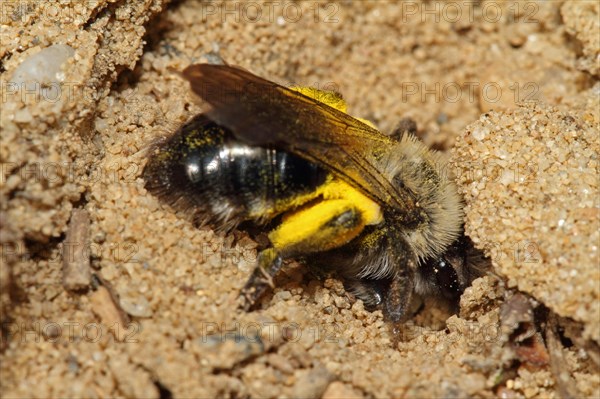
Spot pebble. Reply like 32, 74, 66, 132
290, 367, 333, 399
194, 333, 265, 370
12, 44, 75, 86
322, 381, 364, 399
119, 291, 153, 318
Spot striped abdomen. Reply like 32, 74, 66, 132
143, 114, 328, 231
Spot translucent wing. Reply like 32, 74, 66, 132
182, 64, 417, 216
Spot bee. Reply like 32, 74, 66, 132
143, 64, 487, 322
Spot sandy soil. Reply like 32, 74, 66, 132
1, 1, 598, 398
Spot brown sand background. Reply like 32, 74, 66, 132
1, 0, 599, 398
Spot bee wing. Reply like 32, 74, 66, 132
182, 64, 415, 215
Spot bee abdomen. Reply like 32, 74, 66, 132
143, 114, 327, 231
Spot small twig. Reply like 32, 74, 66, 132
62, 208, 91, 291
90, 274, 131, 342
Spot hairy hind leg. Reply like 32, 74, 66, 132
239, 248, 283, 311
239, 199, 371, 311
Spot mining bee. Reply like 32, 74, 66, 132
143, 64, 487, 322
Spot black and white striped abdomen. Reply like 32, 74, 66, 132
143, 114, 327, 231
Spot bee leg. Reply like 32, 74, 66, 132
383, 266, 416, 323
239, 248, 283, 311
343, 278, 388, 309
239, 199, 374, 311
268, 200, 372, 256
